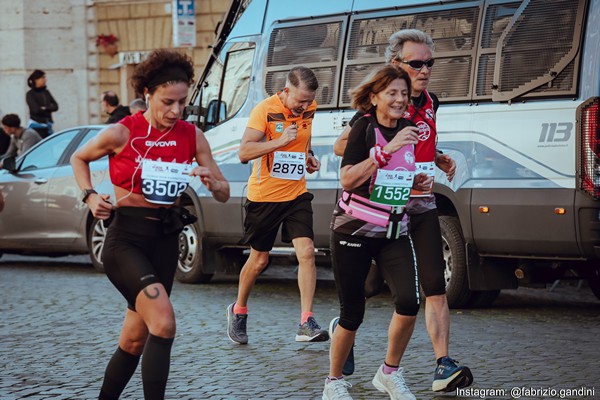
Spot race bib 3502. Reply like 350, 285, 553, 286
141, 160, 192, 205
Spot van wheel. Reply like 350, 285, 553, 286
588, 269, 600, 301
175, 206, 214, 284
468, 290, 500, 308
87, 217, 107, 273
439, 215, 472, 308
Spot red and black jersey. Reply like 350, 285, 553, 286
109, 113, 197, 194
403, 90, 437, 163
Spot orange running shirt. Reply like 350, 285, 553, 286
245, 93, 317, 202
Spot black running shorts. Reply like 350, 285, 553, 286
241, 192, 314, 252
102, 207, 181, 310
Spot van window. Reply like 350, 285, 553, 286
265, 67, 336, 105
200, 55, 224, 121
264, 19, 347, 107
260, 0, 588, 108
491, 0, 586, 101
221, 43, 255, 120
475, 1, 521, 98
343, 5, 481, 105
200, 42, 255, 128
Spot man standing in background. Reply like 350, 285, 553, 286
101, 91, 130, 124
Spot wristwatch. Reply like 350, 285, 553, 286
81, 188, 97, 203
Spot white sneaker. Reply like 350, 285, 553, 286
372, 365, 416, 400
322, 378, 353, 400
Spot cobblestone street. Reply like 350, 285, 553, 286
1, 255, 598, 399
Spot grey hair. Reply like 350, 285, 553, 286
384, 29, 435, 64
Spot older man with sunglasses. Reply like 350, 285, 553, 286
331, 29, 472, 396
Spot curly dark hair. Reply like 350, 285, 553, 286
1, 113, 21, 128
130, 49, 195, 96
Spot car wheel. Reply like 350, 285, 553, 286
439, 215, 472, 308
87, 217, 107, 273
175, 205, 214, 284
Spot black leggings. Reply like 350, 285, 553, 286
410, 209, 446, 296
331, 231, 419, 331
364, 209, 446, 298
102, 207, 181, 310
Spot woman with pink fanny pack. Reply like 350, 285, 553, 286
322, 66, 430, 400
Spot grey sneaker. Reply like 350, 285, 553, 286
226, 303, 248, 344
296, 316, 329, 342
372, 365, 416, 400
322, 378, 353, 400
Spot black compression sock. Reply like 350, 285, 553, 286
141, 334, 174, 400
99, 347, 141, 400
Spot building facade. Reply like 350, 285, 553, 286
0, 0, 227, 130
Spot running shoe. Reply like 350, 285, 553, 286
328, 317, 355, 375
226, 303, 248, 344
372, 365, 416, 400
432, 356, 473, 392
322, 378, 353, 400
295, 316, 329, 342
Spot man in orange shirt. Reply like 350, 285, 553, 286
227, 66, 329, 344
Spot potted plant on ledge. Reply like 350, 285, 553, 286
96, 34, 119, 57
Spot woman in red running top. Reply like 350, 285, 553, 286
71, 48, 229, 400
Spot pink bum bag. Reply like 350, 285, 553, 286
337, 190, 392, 227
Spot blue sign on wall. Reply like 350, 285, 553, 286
177, 0, 195, 16
173, 0, 196, 47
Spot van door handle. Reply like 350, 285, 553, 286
34, 178, 48, 185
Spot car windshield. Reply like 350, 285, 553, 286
18, 130, 80, 171
15, 128, 102, 172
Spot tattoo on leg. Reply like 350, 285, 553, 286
143, 286, 160, 300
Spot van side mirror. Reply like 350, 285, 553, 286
2, 156, 16, 173
205, 99, 227, 130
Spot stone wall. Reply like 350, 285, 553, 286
95, 0, 228, 123
0, 0, 90, 131
0, 0, 228, 129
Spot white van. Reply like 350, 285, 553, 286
184, 0, 600, 307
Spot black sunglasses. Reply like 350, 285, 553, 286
397, 58, 435, 70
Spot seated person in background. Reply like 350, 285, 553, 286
0, 114, 42, 167
101, 91, 131, 124
129, 98, 147, 115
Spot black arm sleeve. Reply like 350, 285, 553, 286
348, 110, 365, 128
341, 117, 370, 168
430, 92, 439, 113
